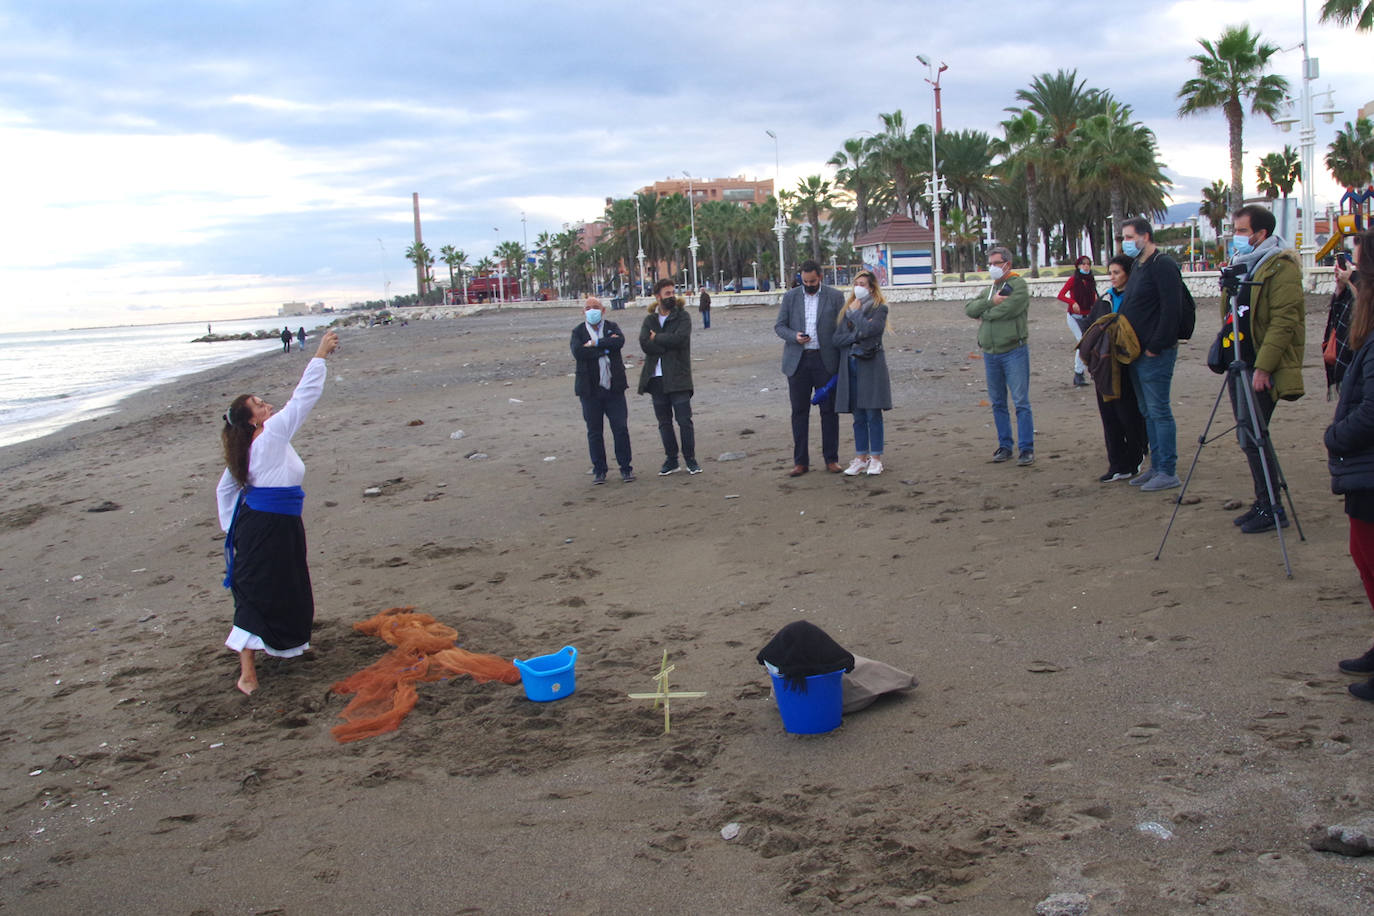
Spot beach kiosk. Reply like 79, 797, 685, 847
854, 214, 935, 288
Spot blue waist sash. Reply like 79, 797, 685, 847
223, 485, 305, 588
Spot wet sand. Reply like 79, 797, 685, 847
1, 296, 1371, 914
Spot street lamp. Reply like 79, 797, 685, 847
492, 227, 502, 305
635, 194, 647, 301
682, 171, 699, 295
521, 211, 528, 300
917, 54, 948, 290
766, 129, 786, 290
1188, 215, 1199, 272
751, 260, 758, 288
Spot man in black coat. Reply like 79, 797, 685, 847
571, 297, 633, 484
774, 259, 844, 476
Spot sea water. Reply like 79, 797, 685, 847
0, 317, 335, 448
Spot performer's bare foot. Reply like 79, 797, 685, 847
236, 648, 257, 695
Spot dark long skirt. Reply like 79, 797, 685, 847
230, 505, 314, 652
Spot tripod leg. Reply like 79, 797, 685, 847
1155, 373, 1232, 561
1236, 367, 1294, 576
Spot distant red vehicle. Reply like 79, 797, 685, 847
449, 276, 520, 304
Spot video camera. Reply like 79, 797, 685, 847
1218, 262, 1249, 295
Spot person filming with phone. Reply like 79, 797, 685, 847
965, 246, 1035, 466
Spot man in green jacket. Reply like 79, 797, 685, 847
638, 279, 700, 476
1223, 205, 1305, 533
965, 246, 1035, 465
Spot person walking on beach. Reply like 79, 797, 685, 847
280, 327, 292, 353
1081, 254, 1147, 482
775, 259, 843, 477
1058, 256, 1097, 386
217, 329, 340, 696
297, 327, 307, 351
699, 289, 712, 329
1118, 217, 1185, 492
965, 246, 1034, 466
638, 280, 699, 476
1324, 230, 1374, 700
1222, 205, 1305, 533
833, 270, 892, 476
572, 297, 634, 484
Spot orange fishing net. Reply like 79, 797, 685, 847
330, 606, 520, 743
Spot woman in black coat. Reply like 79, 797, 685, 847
1326, 231, 1374, 700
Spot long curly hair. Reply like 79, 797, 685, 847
1351, 231, 1374, 350
221, 394, 255, 487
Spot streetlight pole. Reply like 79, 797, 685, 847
918, 55, 948, 291
682, 170, 699, 295
1188, 215, 1197, 272
766, 129, 786, 290
492, 227, 502, 305
635, 194, 647, 301
521, 211, 529, 300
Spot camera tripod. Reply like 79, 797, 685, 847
1155, 355, 1305, 576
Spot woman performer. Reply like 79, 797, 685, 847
217, 329, 339, 695
1057, 256, 1097, 386
833, 270, 892, 476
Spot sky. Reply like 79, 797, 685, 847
1, 0, 1370, 331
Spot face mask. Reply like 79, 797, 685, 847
853, 285, 871, 300
660, 294, 675, 306
1078, 267, 1090, 275
585, 309, 602, 325
803, 283, 820, 295
1122, 240, 1140, 257
988, 264, 1006, 281
1232, 235, 1253, 256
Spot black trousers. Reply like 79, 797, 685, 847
787, 349, 838, 468
580, 387, 632, 475
1229, 379, 1280, 503
646, 377, 694, 462
1096, 368, 1148, 475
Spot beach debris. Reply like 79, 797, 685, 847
422, 492, 443, 502
1309, 821, 1374, 856
1027, 661, 1062, 673
718, 451, 747, 461
1136, 821, 1175, 840
627, 650, 707, 734
363, 487, 382, 497
407, 419, 424, 426
87, 500, 121, 513
209, 742, 224, 749
323, 500, 338, 507
466, 452, 489, 460
720, 822, 741, 841
895, 894, 937, 909
1035, 893, 1090, 916
1180, 494, 1201, 505
1222, 498, 1244, 510
29, 769, 42, 776
70, 575, 83, 582
758, 387, 770, 393
138, 613, 156, 623
450, 429, 466, 439
739, 428, 755, 435
508, 398, 523, 404
543, 456, 557, 462
725, 494, 740, 499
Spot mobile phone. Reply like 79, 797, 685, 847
1337, 252, 1350, 270
999, 283, 1013, 296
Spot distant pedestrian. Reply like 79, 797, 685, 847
1058, 256, 1096, 386
833, 270, 892, 476
965, 246, 1034, 466
699, 289, 712, 329
297, 327, 306, 351
280, 328, 292, 353
638, 280, 699, 476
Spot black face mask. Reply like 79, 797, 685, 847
803, 283, 820, 295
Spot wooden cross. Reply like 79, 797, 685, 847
627, 649, 706, 734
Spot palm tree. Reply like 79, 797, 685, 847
937, 129, 996, 216
1177, 24, 1290, 213
404, 242, 433, 295
1255, 145, 1302, 238
495, 240, 527, 297
793, 175, 836, 261
828, 136, 879, 236
942, 207, 982, 281
1327, 118, 1374, 188
992, 110, 1046, 276
1321, 0, 1374, 30
1198, 179, 1230, 241
1077, 104, 1170, 256
438, 245, 467, 299
873, 111, 930, 220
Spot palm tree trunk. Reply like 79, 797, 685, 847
1226, 99, 1244, 213
1025, 165, 1040, 278
1110, 184, 1124, 258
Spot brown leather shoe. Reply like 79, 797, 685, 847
788, 465, 808, 477
825, 462, 844, 473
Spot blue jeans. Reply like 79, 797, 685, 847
847, 357, 884, 455
984, 344, 1033, 451
1130, 348, 1178, 476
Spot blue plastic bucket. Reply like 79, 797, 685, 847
769, 669, 844, 734
512, 646, 577, 701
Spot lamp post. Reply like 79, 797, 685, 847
1188, 215, 1198, 272
917, 55, 948, 290
492, 228, 502, 305
460, 267, 468, 304
766, 129, 786, 290
682, 170, 699, 294
521, 211, 529, 300
751, 260, 757, 289
635, 194, 647, 301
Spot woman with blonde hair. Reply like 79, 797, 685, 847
833, 270, 892, 476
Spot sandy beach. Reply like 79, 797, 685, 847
2, 294, 1372, 914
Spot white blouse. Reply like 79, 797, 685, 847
216, 357, 327, 531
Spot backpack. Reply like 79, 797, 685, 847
1155, 254, 1195, 341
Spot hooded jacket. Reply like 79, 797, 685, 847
1219, 245, 1305, 401
637, 299, 694, 394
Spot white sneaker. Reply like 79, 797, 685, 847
843, 457, 869, 476
866, 457, 884, 476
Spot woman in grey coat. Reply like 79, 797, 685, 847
833, 270, 892, 476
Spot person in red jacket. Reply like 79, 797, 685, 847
1058, 256, 1097, 386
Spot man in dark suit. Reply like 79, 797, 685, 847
774, 259, 843, 476
571, 297, 633, 484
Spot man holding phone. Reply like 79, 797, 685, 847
775, 259, 844, 476
966, 246, 1035, 465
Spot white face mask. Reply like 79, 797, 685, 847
853, 285, 871, 300
988, 264, 1006, 281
